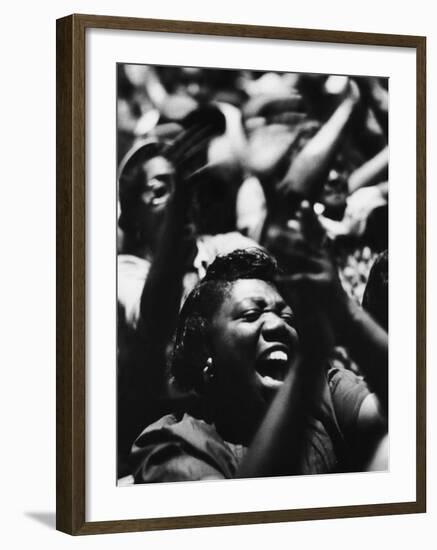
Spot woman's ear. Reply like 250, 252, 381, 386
202, 356, 216, 386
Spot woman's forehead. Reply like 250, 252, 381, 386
225, 278, 284, 307
142, 156, 174, 180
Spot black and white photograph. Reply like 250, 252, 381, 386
1, 0, 433, 542
116, 63, 389, 486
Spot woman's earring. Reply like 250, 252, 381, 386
203, 357, 215, 382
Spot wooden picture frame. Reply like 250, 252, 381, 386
56, 13, 426, 535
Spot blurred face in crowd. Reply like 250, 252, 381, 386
137, 155, 175, 247
208, 278, 299, 402
135, 154, 198, 259
318, 154, 350, 220
140, 156, 174, 209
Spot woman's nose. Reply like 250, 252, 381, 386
261, 312, 289, 339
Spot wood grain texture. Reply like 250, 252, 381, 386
76, 501, 420, 535
56, 14, 86, 535
56, 13, 427, 535
415, 36, 426, 514
73, 13, 423, 47
56, 15, 74, 535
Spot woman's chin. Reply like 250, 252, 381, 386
256, 372, 285, 401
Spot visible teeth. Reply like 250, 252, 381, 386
267, 350, 288, 361
260, 375, 284, 389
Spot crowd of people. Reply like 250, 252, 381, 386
116, 64, 389, 483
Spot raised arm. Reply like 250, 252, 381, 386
348, 146, 388, 194
238, 306, 332, 478
119, 109, 226, 463
259, 205, 388, 470
135, 108, 227, 392
135, 176, 191, 393
356, 76, 388, 138
276, 80, 360, 199
287, 203, 388, 412
333, 293, 388, 412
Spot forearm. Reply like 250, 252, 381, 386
238, 304, 331, 478
336, 296, 388, 412
237, 358, 325, 478
140, 196, 185, 332
144, 66, 168, 109
348, 147, 389, 194
280, 95, 356, 197
376, 181, 389, 200
365, 433, 389, 471
119, 193, 190, 452
137, 193, 189, 388
366, 79, 388, 136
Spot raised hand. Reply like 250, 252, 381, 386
166, 106, 226, 185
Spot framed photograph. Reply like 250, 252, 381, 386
56, 14, 426, 535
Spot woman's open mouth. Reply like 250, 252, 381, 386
255, 347, 291, 382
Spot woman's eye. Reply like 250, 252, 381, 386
241, 310, 261, 322
281, 313, 295, 326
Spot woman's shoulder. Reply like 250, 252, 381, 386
135, 412, 214, 443
131, 413, 241, 482
326, 348, 371, 437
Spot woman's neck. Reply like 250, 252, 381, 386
209, 388, 268, 446
122, 236, 155, 261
